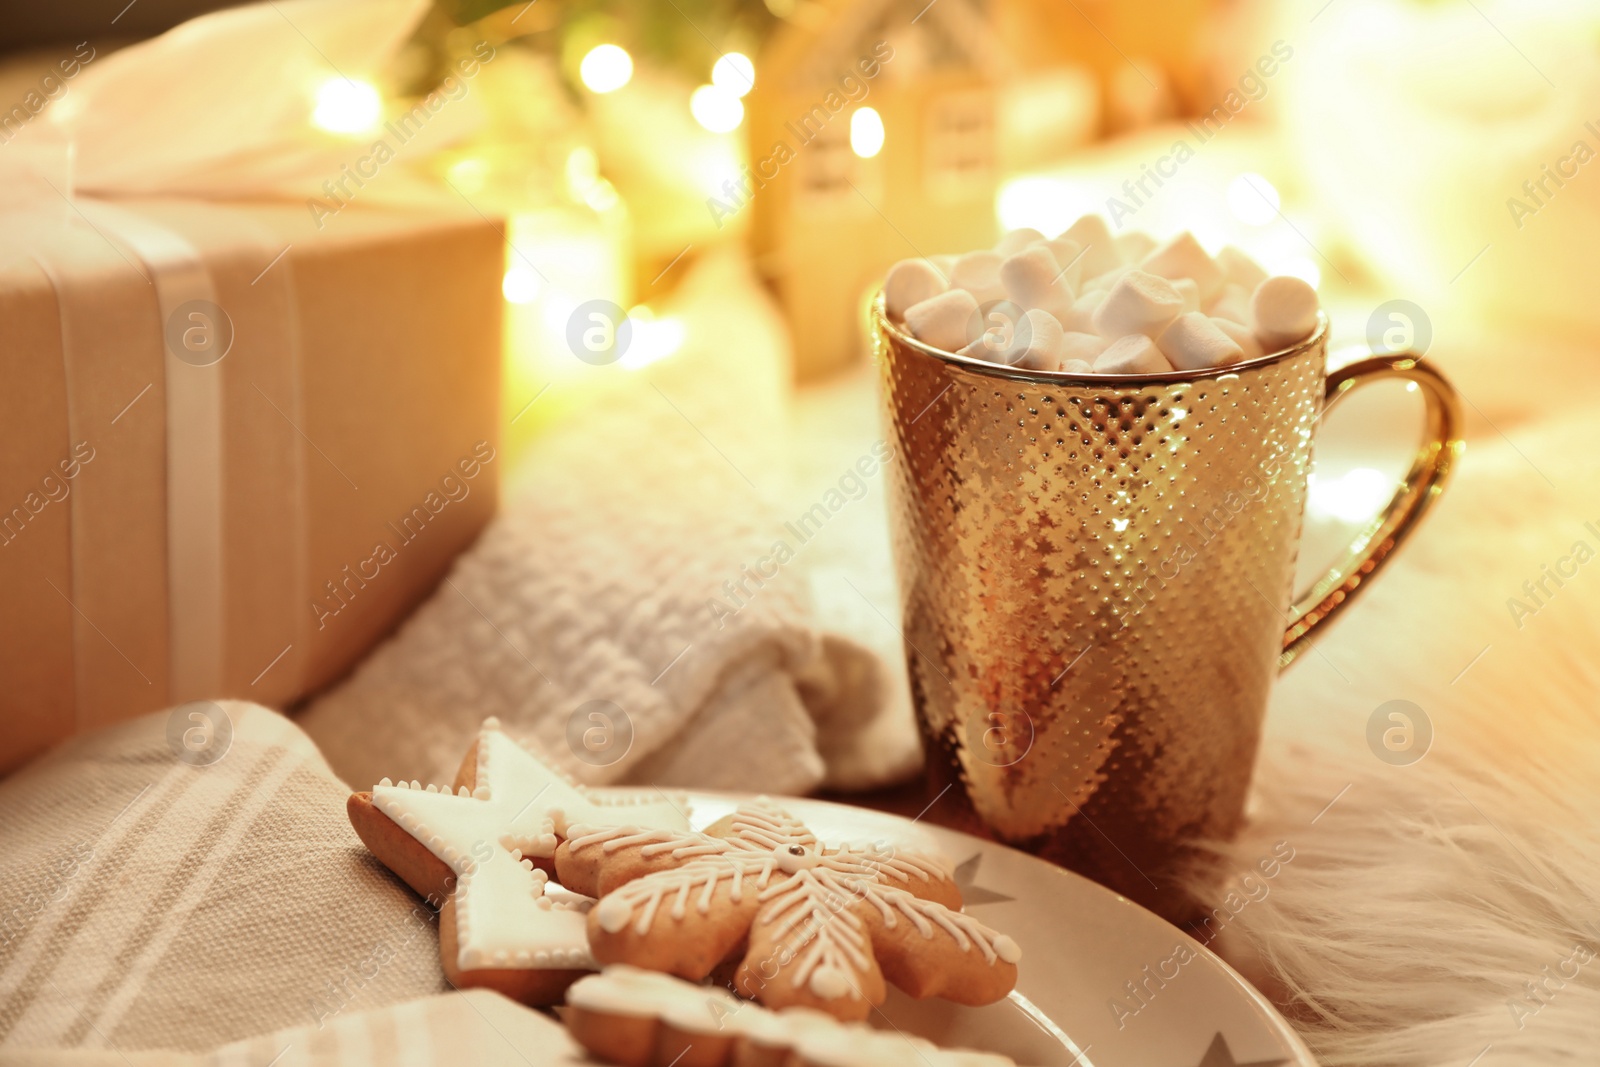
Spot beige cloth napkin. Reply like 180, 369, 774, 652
0, 988, 581, 1066
0, 703, 449, 1055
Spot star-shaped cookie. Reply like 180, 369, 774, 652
347, 717, 690, 1004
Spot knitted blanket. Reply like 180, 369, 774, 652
298, 253, 920, 797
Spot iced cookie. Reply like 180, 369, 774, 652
347, 717, 691, 1005
555, 799, 1021, 1021
564, 966, 1028, 1067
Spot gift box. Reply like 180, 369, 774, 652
0, 0, 509, 773
0, 197, 502, 774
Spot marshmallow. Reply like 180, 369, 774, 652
1095, 334, 1172, 375
1060, 214, 1122, 279
1064, 288, 1105, 333
1091, 270, 1185, 338
1211, 316, 1265, 362
1206, 283, 1251, 325
950, 251, 1006, 303
1000, 246, 1075, 321
1000, 308, 1067, 369
1141, 232, 1224, 302
1157, 312, 1247, 371
1216, 245, 1268, 291
1084, 264, 1134, 294
996, 227, 1047, 256
1059, 331, 1108, 366
1115, 231, 1157, 264
1173, 277, 1201, 314
906, 225, 1315, 376
956, 338, 990, 362
885, 259, 947, 318
1250, 275, 1320, 352
1042, 238, 1089, 290
905, 288, 980, 352
964, 300, 1029, 362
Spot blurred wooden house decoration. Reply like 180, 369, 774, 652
745, 0, 1007, 379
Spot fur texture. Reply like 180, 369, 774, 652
1188, 409, 1600, 1066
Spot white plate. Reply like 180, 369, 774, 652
662, 791, 1316, 1067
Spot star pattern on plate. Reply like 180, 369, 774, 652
1185, 1032, 1289, 1067
953, 852, 1016, 906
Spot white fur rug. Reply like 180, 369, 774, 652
1192, 406, 1600, 1066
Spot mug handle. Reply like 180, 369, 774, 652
1279, 352, 1465, 670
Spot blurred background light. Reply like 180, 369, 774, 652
446, 157, 488, 196
1228, 172, 1281, 226
1275, 255, 1322, 289
1308, 467, 1393, 523
996, 176, 1099, 238
710, 52, 755, 98
311, 77, 381, 135
502, 266, 542, 305
850, 107, 884, 158
619, 305, 686, 369
690, 84, 743, 133
579, 44, 633, 93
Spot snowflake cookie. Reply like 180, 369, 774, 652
565, 965, 1031, 1067
346, 717, 690, 1005
555, 800, 1021, 1021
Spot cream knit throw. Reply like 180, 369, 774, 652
299, 254, 920, 797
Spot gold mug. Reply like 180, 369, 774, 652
872, 299, 1462, 918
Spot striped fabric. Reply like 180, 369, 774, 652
0, 987, 583, 1066
0, 703, 455, 1057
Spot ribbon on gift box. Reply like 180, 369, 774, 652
0, 0, 455, 723
74, 200, 231, 702
0, 170, 304, 715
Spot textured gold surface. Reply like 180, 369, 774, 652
873, 301, 1460, 917
1281, 355, 1463, 668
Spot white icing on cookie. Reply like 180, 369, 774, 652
736, 1004, 838, 1046
798, 1029, 937, 1067
369, 720, 690, 971
565, 967, 1028, 1066
569, 798, 1021, 1002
